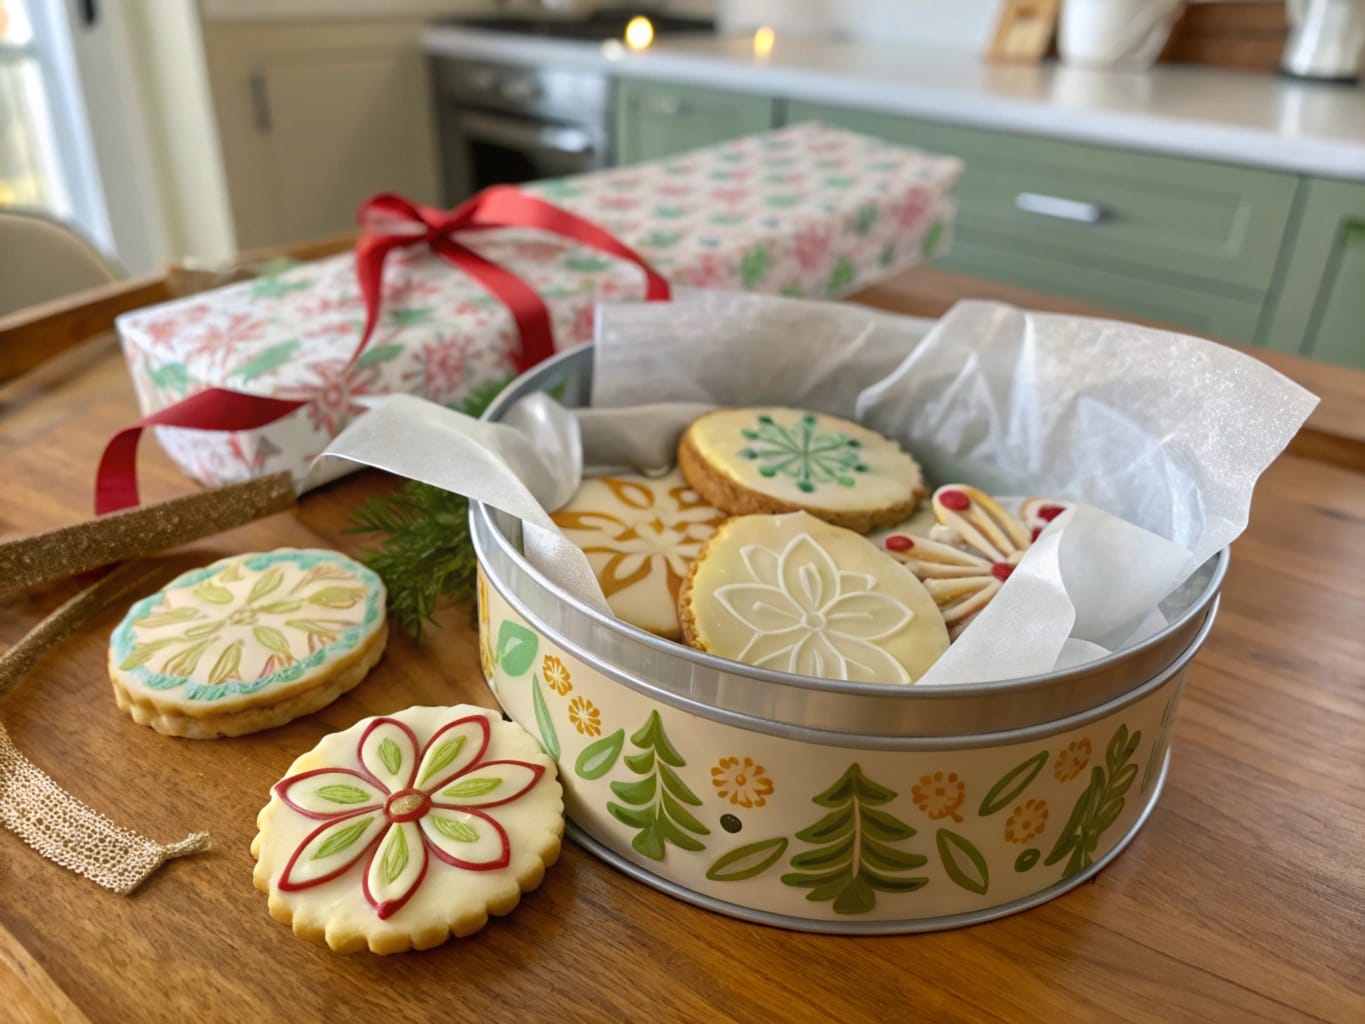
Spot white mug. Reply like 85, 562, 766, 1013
1059, 0, 1184, 70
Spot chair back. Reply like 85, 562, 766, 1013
0, 209, 120, 317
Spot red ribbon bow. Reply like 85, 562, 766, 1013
95, 185, 671, 514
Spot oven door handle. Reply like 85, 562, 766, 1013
459, 111, 596, 157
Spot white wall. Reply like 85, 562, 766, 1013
718, 0, 1003, 50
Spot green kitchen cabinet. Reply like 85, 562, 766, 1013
1258, 178, 1365, 367
615, 80, 775, 165
784, 100, 1300, 344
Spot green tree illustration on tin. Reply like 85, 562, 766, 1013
781, 763, 928, 915
1046, 724, 1142, 879
608, 711, 710, 861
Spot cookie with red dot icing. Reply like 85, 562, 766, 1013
872, 486, 1069, 639
252, 705, 562, 954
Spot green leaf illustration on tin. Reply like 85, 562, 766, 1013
442, 776, 499, 800
978, 750, 1049, 817
248, 567, 285, 604
385, 308, 433, 327
431, 816, 477, 843
1014, 848, 1040, 873
575, 728, 624, 780
826, 257, 856, 296
382, 825, 409, 884
607, 711, 709, 861
253, 626, 292, 657
1045, 725, 1142, 879
781, 763, 927, 915
1141, 689, 1181, 797
315, 784, 373, 805
854, 202, 878, 236
231, 340, 299, 382
306, 586, 365, 608
706, 838, 789, 883
531, 674, 560, 760
420, 736, 466, 784
207, 640, 243, 685
495, 621, 538, 676
378, 737, 403, 776
564, 255, 611, 273
136, 606, 202, 629
151, 362, 191, 394
922, 222, 944, 258
741, 244, 769, 288
193, 582, 233, 604
936, 829, 989, 895
314, 816, 373, 860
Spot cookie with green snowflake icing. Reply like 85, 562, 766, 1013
252, 705, 562, 954
108, 548, 387, 738
678, 407, 925, 533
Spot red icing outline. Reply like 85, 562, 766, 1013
884, 534, 914, 552
411, 715, 492, 794
277, 809, 383, 892
420, 808, 512, 872
361, 822, 431, 920
356, 717, 422, 790
938, 489, 971, 511
1037, 504, 1066, 522
991, 563, 1014, 582
429, 760, 546, 810
274, 767, 384, 820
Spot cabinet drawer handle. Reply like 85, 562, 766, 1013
249, 71, 272, 134
644, 95, 687, 117
1014, 192, 1107, 224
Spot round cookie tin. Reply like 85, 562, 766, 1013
470, 346, 1226, 933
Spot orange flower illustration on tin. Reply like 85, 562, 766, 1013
1004, 799, 1049, 843
542, 655, 572, 696
568, 696, 601, 737
912, 770, 966, 823
1054, 738, 1092, 782
711, 756, 774, 808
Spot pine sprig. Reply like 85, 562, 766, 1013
347, 376, 511, 639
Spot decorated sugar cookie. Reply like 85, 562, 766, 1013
874, 485, 1069, 639
109, 549, 387, 738
678, 408, 925, 534
252, 705, 562, 954
550, 470, 727, 638
679, 512, 948, 684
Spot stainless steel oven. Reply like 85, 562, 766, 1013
433, 58, 611, 203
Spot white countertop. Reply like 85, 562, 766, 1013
422, 27, 1365, 181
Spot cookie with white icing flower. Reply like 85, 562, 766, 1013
252, 705, 563, 954
679, 512, 948, 684
550, 470, 727, 638
873, 485, 1069, 639
678, 408, 925, 534
108, 548, 387, 738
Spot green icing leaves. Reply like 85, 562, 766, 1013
431, 816, 478, 843
575, 729, 624, 781
442, 777, 500, 800
706, 838, 789, 883
252, 626, 292, 657
936, 829, 989, 895
496, 621, 538, 677
1046, 725, 1142, 879
781, 764, 927, 915
531, 674, 560, 760
207, 640, 243, 685
316, 784, 374, 805
738, 412, 868, 495
378, 738, 403, 777
381, 825, 409, 884
248, 567, 284, 604
979, 750, 1048, 817
193, 582, 233, 605
314, 816, 373, 860
136, 606, 202, 629
420, 736, 466, 785
608, 711, 709, 861
306, 586, 365, 609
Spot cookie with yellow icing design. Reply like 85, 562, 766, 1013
678, 408, 925, 534
108, 548, 387, 738
679, 513, 949, 684
252, 705, 563, 955
550, 470, 727, 638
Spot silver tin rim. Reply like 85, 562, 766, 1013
473, 344, 1227, 738
563, 749, 1171, 934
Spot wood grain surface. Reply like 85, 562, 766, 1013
1, 272, 1362, 1024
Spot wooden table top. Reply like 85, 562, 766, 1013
1, 270, 1362, 1024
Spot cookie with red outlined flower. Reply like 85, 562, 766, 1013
252, 705, 563, 954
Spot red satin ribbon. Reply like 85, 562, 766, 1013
95, 186, 670, 514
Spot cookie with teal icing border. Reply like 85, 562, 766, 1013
109, 548, 387, 738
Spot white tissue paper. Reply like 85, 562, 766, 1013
310, 290, 1317, 686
